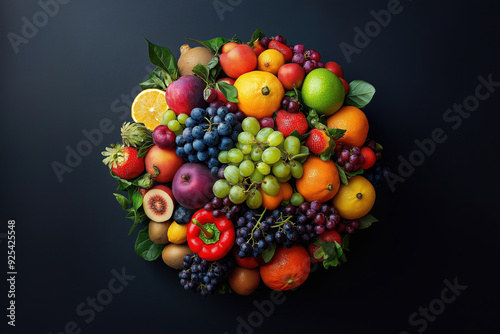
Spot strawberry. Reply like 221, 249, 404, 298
268, 40, 293, 62
102, 143, 145, 180
252, 40, 266, 57
305, 129, 330, 155
276, 110, 308, 137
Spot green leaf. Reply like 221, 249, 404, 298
336, 164, 348, 185
313, 248, 325, 259
134, 226, 164, 261
113, 193, 130, 210
358, 214, 379, 230
132, 191, 143, 210
192, 63, 211, 83
342, 234, 350, 251
262, 243, 277, 263
322, 241, 337, 259
375, 143, 384, 151
140, 68, 167, 90
344, 80, 376, 109
217, 81, 239, 103
347, 168, 364, 177
109, 170, 132, 190
248, 28, 265, 44
326, 128, 346, 140
145, 39, 179, 80
187, 37, 228, 54
125, 209, 135, 221
206, 55, 219, 70
137, 140, 155, 158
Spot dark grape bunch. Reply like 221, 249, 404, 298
175, 106, 243, 176
204, 196, 244, 221
280, 95, 300, 113
335, 144, 365, 173
179, 254, 234, 296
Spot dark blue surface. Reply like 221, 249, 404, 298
1, 0, 499, 333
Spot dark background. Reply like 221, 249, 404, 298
1, 0, 499, 333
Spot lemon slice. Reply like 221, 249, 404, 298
131, 89, 168, 130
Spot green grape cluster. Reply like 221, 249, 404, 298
160, 110, 188, 135
213, 117, 305, 208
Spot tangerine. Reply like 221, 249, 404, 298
326, 106, 369, 148
295, 156, 340, 203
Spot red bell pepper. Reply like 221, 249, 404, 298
187, 209, 235, 261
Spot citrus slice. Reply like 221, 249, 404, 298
131, 89, 168, 130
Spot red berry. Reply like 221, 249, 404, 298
360, 147, 376, 170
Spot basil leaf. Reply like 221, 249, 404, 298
262, 243, 277, 263
347, 168, 364, 177
134, 226, 164, 261
140, 68, 167, 90
336, 163, 348, 185
217, 81, 239, 103
187, 37, 227, 54
132, 191, 143, 210
358, 214, 379, 229
344, 80, 376, 108
145, 39, 179, 80
113, 193, 130, 210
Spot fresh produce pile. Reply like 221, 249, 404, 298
102, 29, 386, 296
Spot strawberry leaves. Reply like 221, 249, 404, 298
313, 240, 348, 269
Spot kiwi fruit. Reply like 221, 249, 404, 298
161, 243, 193, 269
143, 189, 174, 222
148, 220, 171, 244
178, 44, 215, 76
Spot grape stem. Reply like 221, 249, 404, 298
248, 208, 267, 246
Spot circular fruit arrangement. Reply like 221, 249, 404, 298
102, 29, 386, 296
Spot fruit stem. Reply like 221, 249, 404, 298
262, 86, 270, 96
181, 174, 189, 182
356, 193, 363, 200
192, 219, 214, 239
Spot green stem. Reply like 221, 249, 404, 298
192, 219, 214, 239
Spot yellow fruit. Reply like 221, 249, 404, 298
257, 49, 285, 75
167, 221, 188, 244
131, 89, 169, 130
234, 71, 285, 119
332, 176, 376, 219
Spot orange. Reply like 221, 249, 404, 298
332, 175, 376, 219
257, 49, 285, 75
228, 266, 261, 296
296, 156, 340, 203
131, 89, 169, 130
260, 182, 293, 210
260, 244, 311, 291
234, 70, 285, 119
326, 106, 369, 148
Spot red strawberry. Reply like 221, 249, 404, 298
268, 40, 293, 62
252, 40, 266, 57
102, 143, 145, 180
305, 129, 330, 155
276, 110, 308, 137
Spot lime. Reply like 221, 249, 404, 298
301, 68, 345, 116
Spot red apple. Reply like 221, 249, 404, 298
278, 63, 305, 90
307, 230, 342, 262
215, 77, 235, 103
172, 163, 216, 209
165, 75, 207, 116
220, 44, 257, 79
324, 61, 344, 78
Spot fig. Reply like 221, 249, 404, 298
162, 243, 194, 269
178, 44, 215, 76
143, 189, 174, 222
148, 220, 171, 244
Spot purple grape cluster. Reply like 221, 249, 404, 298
296, 200, 341, 234
291, 44, 324, 74
335, 144, 365, 172
179, 254, 234, 296
204, 196, 242, 221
